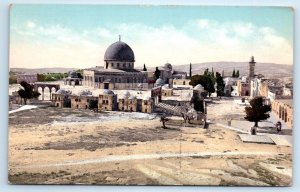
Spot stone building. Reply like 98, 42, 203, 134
172, 79, 191, 88
250, 76, 263, 98
162, 85, 173, 97
118, 91, 140, 112
237, 78, 250, 96
223, 77, 238, 96
70, 90, 98, 109
272, 99, 293, 128
98, 89, 117, 111
17, 73, 38, 84
52, 89, 71, 108
83, 39, 148, 90
260, 79, 284, 101
193, 84, 205, 97
9, 91, 22, 105
249, 56, 256, 78
64, 71, 83, 86
159, 63, 187, 84
141, 96, 154, 113
283, 82, 293, 96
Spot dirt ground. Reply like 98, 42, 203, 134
8, 106, 292, 186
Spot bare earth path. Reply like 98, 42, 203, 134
8, 106, 292, 186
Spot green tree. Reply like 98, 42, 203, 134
189, 74, 215, 97
244, 97, 271, 127
143, 64, 147, 71
18, 81, 40, 104
211, 67, 214, 78
37, 74, 46, 82
154, 67, 161, 80
215, 72, 225, 97
236, 70, 240, 78
9, 76, 17, 84
232, 69, 236, 77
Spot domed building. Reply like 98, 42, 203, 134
83, 38, 148, 90
158, 62, 188, 84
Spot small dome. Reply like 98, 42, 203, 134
68, 71, 78, 78
194, 84, 204, 90
104, 41, 135, 62
164, 63, 172, 71
101, 89, 115, 95
56, 89, 68, 95
155, 78, 165, 86
78, 90, 92, 96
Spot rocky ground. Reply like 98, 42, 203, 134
8, 105, 292, 186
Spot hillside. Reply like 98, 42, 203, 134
172, 62, 293, 78
10, 67, 77, 74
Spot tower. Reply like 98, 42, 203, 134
249, 56, 256, 78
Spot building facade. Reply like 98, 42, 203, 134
141, 96, 154, 113
98, 90, 117, 111
52, 89, 70, 108
272, 99, 293, 128
83, 39, 149, 90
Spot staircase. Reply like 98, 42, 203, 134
155, 102, 185, 116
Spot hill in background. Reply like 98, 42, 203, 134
10, 62, 293, 79
172, 62, 293, 78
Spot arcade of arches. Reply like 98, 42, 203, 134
33, 83, 60, 100
272, 99, 293, 128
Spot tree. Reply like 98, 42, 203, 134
190, 93, 204, 112
143, 64, 147, 71
235, 70, 240, 78
18, 81, 40, 104
204, 68, 209, 76
244, 97, 271, 127
9, 76, 17, 84
77, 73, 83, 79
189, 63, 192, 79
189, 74, 215, 97
154, 67, 161, 80
232, 69, 236, 77
215, 72, 225, 97
211, 67, 214, 78
222, 70, 224, 77
37, 74, 46, 82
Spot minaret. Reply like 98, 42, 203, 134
249, 56, 256, 78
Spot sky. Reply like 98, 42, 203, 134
9, 5, 294, 69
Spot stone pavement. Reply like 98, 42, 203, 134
238, 134, 275, 144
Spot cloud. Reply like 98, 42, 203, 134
26, 20, 36, 28
10, 19, 293, 69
